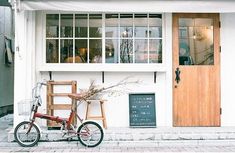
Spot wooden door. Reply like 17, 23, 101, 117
173, 13, 220, 127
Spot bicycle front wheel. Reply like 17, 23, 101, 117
14, 121, 40, 147
77, 121, 104, 147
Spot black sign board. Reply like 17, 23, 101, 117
129, 93, 156, 127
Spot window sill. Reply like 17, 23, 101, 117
38, 64, 166, 72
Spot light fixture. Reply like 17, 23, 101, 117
109, 51, 112, 57
122, 30, 128, 37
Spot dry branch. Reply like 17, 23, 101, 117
79, 77, 140, 100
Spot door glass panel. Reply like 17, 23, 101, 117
178, 18, 214, 65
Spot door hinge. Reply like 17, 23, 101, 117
220, 108, 222, 115
219, 21, 221, 28
220, 46, 221, 53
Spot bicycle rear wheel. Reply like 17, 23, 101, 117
77, 121, 103, 147
14, 121, 40, 147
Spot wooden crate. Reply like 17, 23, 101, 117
47, 81, 77, 127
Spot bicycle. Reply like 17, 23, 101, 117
14, 82, 104, 147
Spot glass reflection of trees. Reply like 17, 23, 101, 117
120, 27, 133, 63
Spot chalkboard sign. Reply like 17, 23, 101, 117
129, 93, 156, 127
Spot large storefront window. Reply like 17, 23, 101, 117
46, 13, 162, 64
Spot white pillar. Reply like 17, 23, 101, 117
14, 10, 36, 126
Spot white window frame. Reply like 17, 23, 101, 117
38, 11, 166, 72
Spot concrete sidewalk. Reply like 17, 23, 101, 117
2, 114, 235, 152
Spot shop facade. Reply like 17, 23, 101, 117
12, 0, 235, 128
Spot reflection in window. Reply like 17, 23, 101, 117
120, 14, 133, 38
135, 39, 148, 63
120, 39, 133, 63
46, 39, 59, 63
60, 14, 73, 37
89, 39, 102, 63
134, 14, 148, 38
60, 39, 73, 63
149, 14, 162, 38
179, 18, 214, 65
105, 39, 118, 63
149, 39, 162, 63
75, 39, 87, 63
46, 14, 59, 37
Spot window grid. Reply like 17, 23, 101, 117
46, 13, 162, 64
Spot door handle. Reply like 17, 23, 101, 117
175, 67, 181, 84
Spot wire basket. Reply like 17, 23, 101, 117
18, 99, 34, 116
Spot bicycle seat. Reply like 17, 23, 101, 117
68, 93, 82, 100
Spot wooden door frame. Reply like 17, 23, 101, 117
172, 13, 221, 127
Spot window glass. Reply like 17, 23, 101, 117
120, 14, 133, 38
46, 14, 59, 37
89, 14, 102, 38
134, 14, 148, 38
60, 39, 73, 63
89, 39, 102, 63
105, 14, 119, 38
179, 18, 214, 65
75, 39, 87, 63
120, 39, 133, 63
105, 39, 119, 63
75, 14, 88, 37
60, 14, 73, 37
149, 39, 162, 63
149, 14, 162, 38
135, 39, 148, 63
46, 39, 59, 63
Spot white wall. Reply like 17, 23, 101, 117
14, 10, 36, 126
221, 13, 235, 126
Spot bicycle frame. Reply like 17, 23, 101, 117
33, 109, 83, 129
